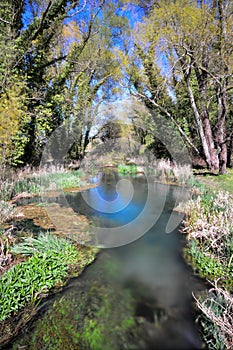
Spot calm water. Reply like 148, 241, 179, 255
10, 172, 206, 349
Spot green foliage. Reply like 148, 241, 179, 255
0, 0, 127, 166
183, 187, 233, 349
0, 233, 86, 322
12, 257, 137, 350
0, 253, 67, 321
118, 164, 137, 174
186, 240, 230, 283
0, 83, 29, 166
10, 233, 78, 259
184, 191, 233, 290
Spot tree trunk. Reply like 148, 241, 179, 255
214, 0, 228, 174
227, 132, 233, 168
185, 73, 217, 171
215, 86, 228, 174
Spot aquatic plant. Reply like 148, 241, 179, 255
12, 257, 137, 350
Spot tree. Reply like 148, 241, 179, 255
120, 0, 233, 173
0, 0, 129, 166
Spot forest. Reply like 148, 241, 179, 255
0, 0, 232, 173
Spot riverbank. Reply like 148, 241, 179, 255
182, 172, 233, 349
0, 168, 99, 347
1, 165, 232, 349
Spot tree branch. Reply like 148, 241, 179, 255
31, 1, 52, 41
131, 89, 200, 155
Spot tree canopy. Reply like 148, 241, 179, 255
0, 0, 232, 173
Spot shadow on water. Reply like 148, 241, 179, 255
9, 171, 207, 350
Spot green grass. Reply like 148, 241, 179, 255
12, 170, 83, 196
183, 187, 233, 349
194, 168, 233, 193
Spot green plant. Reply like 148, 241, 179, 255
183, 189, 233, 349
0, 253, 68, 321
118, 164, 137, 174
12, 170, 83, 197
10, 233, 77, 260
0, 233, 95, 322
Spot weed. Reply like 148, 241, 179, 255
0, 201, 16, 223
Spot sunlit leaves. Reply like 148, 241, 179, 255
0, 83, 29, 165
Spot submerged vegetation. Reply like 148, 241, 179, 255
12, 254, 152, 350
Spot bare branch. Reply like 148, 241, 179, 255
31, 1, 52, 41
0, 17, 12, 25
66, 0, 87, 18
130, 89, 200, 155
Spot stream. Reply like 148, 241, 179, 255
9, 171, 206, 349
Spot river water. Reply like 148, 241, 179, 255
10, 171, 206, 349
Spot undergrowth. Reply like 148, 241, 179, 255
183, 190, 233, 349
0, 233, 96, 322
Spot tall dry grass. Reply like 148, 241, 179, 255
183, 190, 233, 349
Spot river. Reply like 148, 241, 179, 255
10, 171, 206, 349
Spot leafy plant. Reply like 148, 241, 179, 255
0, 233, 96, 322
118, 164, 137, 174
10, 233, 77, 260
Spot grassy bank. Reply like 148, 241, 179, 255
0, 233, 97, 346
183, 176, 233, 349
0, 167, 98, 347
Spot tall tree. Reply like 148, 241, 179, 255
0, 0, 128, 166
120, 0, 233, 173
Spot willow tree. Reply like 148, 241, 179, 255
122, 0, 233, 173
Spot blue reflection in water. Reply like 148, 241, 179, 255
67, 173, 148, 226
